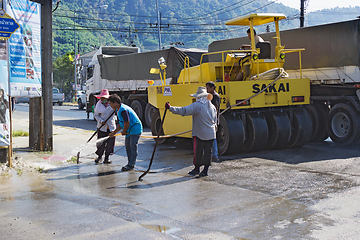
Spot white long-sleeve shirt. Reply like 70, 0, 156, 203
94, 101, 116, 132
169, 101, 216, 140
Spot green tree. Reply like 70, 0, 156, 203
53, 52, 75, 100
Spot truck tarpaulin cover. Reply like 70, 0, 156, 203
98, 47, 206, 81
208, 19, 360, 70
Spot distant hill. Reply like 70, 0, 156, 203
52, 0, 359, 58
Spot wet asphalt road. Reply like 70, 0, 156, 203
1, 104, 360, 239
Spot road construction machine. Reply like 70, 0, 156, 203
209, 17, 360, 149
148, 13, 314, 155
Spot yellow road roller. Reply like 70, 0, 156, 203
148, 13, 311, 155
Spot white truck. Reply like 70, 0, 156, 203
85, 46, 205, 126
75, 90, 86, 109
52, 88, 64, 106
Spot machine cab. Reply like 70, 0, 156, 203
224, 13, 287, 81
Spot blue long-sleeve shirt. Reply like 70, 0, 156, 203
169, 101, 216, 140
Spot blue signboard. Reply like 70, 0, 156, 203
0, 9, 20, 40
5, 0, 41, 97
0, 32, 11, 38
0, 17, 20, 32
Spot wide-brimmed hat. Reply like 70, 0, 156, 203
95, 89, 110, 99
190, 87, 209, 98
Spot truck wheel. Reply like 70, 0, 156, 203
151, 109, 175, 144
328, 103, 360, 145
145, 103, 156, 128
131, 100, 144, 122
217, 113, 244, 155
59, 102, 63, 106
287, 108, 313, 148
78, 99, 84, 109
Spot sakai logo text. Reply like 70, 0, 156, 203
252, 83, 290, 93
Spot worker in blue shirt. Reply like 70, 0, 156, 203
108, 94, 143, 171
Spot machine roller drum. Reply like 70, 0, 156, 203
312, 102, 330, 142
145, 103, 156, 128
264, 112, 291, 150
217, 113, 245, 155
241, 113, 268, 152
328, 103, 360, 145
151, 109, 176, 144
287, 108, 313, 148
305, 103, 329, 142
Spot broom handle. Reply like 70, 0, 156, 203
87, 109, 116, 143
138, 108, 168, 181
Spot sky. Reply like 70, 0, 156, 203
276, 0, 360, 12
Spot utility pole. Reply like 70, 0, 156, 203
27, 0, 53, 151
73, 2, 77, 90
150, 11, 169, 50
41, 0, 53, 151
300, 0, 305, 27
156, 0, 161, 50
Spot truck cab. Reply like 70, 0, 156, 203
85, 46, 140, 115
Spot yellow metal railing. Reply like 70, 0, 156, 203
182, 56, 191, 84
199, 50, 256, 82
280, 48, 305, 78
181, 48, 305, 84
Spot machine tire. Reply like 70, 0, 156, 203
131, 100, 144, 122
242, 113, 268, 152
145, 103, 156, 128
264, 111, 291, 149
304, 105, 319, 142
217, 113, 244, 155
78, 99, 84, 109
328, 103, 360, 145
312, 102, 329, 142
287, 108, 313, 148
150, 109, 175, 144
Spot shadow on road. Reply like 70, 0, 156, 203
111, 176, 193, 190
53, 119, 96, 131
218, 141, 360, 164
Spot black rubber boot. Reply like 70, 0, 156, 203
95, 155, 102, 164
103, 155, 112, 164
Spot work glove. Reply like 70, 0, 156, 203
165, 102, 170, 109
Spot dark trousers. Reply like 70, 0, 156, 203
194, 137, 213, 168
96, 129, 115, 158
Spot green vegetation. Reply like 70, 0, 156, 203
17, 168, 23, 176
36, 167, 45, 173
12, 130, 29, 137
67, 156, 77, 163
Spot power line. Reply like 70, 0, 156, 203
54, 27, 230, 34
53, 20, 230, 33
182, 0, 256, 23
309, 11, 360, 15
220, 1, 276, 24
56, 7, 225, 20
53, 14, 225, 26
182, 0, 254, 22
